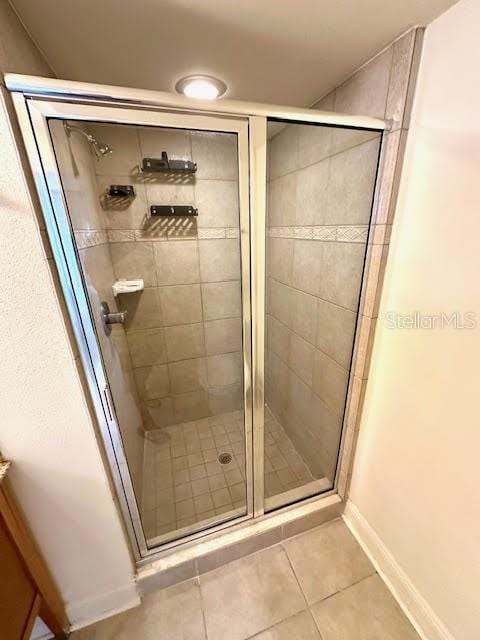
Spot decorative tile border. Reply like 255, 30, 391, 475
268, 225, 369, 243
75, 227, 240, 246
74, 230, 108, 249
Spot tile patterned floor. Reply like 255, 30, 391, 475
141, 410, 247, 542
72, 519, 420, 640
141, 407, 315, 541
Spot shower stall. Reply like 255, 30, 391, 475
7, 74, 384, 560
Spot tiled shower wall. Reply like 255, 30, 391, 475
88, 125, 243, 430
266, 125, 381, 482
266, 29, 420, 484
49, 120, 145, 498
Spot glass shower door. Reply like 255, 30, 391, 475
41, 106, 252, 550
264, 118, 382, 511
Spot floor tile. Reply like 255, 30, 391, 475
283, 519, 374, 604
251, 610, 321, 639
71, 578, 205, 639
311, 574, 420, 640
200, 545, 306, 640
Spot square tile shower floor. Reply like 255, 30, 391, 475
72, 519, 420, 640
141, 408, 315, 542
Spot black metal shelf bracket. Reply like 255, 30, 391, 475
150, 205, 198, 217
106, 184, 135, 198
142, 152, 197, 174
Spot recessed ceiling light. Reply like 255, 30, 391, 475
175, 75, 227, 100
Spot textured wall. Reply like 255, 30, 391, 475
88, 123, 244, 429
350, 2, 480, 638
0, 0, 137, 628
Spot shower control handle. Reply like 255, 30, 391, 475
100, 301, 127, 335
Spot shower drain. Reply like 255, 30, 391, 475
218, 452, 232, 465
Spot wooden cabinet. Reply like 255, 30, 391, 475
0, 462, 69, 639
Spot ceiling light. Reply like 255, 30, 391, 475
175, 75, 227, 100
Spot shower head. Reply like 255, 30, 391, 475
63, 121, 113, 160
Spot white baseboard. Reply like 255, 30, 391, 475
67, 582, 140, 631
343, 501, 454, 640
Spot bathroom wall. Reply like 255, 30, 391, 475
266, 28, 421, 485
348, 1, 480, 639
89, 124, 243, 429
49, 120, 145, 500
0, 0, 137, 628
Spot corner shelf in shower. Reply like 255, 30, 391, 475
112, 279, 144, 297
141, 152, 197, 174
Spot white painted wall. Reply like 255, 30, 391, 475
349, 1, 480, 639
0, 0, 138, 629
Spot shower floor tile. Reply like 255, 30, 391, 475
140, 407, 314, 542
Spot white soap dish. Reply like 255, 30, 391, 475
112, 279, 144, 297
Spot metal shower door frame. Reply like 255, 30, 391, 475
13, 96, 255, 560
8, 74, 388, 565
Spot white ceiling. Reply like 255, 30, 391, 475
11, 0, 457, 107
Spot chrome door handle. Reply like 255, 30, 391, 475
100, 301, 127, 335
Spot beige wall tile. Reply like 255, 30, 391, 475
268, 279, 293, 327
204, 317, 242, 355
110, 241, 156, 287
199, 239, 241, 282
385, 29, 416, 128
292, 240, 324, 297
267, 238, 294, 285
313, 350, 349, 417
191, 131, 238, 180
173, 390, 209, 422
208, 383, 243, 415
141, 397, 175, 430
320, 242, 365, 311
133, 364, 170, 400
138, 127, 192, 160
268, 173, 297, 227
206, 352, 242, 387
96, 174, 148, 230
195, 180, 239, 228
127, 328, 166, 367
169, 358, 207, 395
154, 240, 200, 286
145, 181, 195, 208
202, 281, 241, 320
288, 333, 314, 387
291, 289, 318, 344
269, 125, 299, 180
267, 315, 290, 358
164, 323, 205, 361
297, 104, 333, 168
159, 284, 202, 325
123, 288, 162, 330
91, 124, 141, 176
296, 159, 329, 226
326, 138, 381, 226
316, 299, 357, 369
